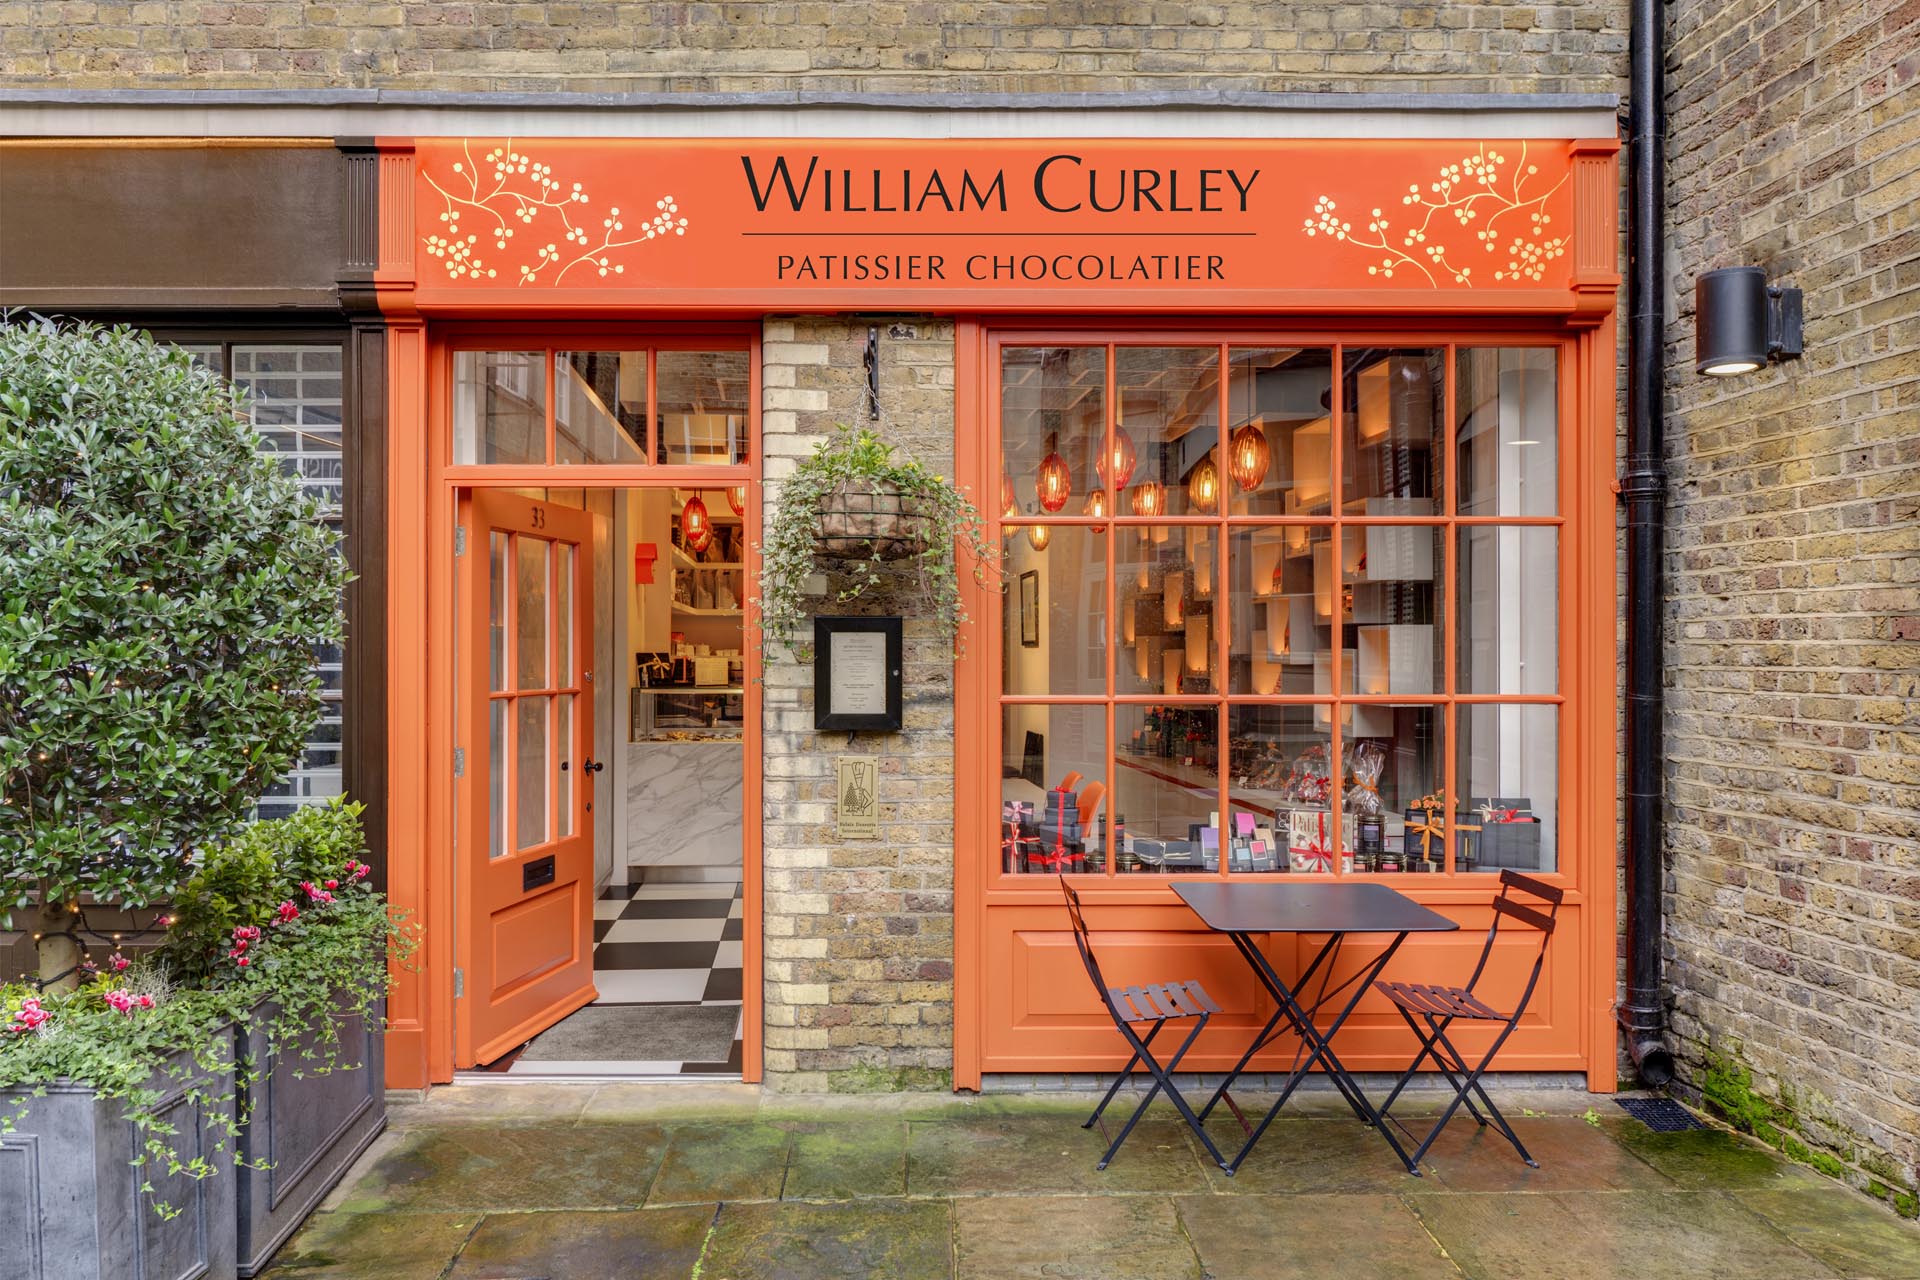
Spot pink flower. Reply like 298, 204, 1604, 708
235, 956, 251, 967
109, 952, 130, 972
233, 926, 261, 942
275, 901, 299, 924
324, 879, 338, 890
104, 990, 135, 1015
135, 994, 155, 1010
8, 998, 49, 1034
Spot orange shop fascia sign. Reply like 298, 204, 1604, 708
377, 137, 1619, 315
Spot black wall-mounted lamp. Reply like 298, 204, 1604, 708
1695, 266, 1803, 376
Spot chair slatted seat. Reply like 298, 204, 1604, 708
1061, 877, 1234, 1172
1372, 869, 1565, 1170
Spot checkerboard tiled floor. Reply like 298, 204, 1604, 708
483, 878, 744, 1079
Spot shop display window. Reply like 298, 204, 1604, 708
995, 339, 1563, 879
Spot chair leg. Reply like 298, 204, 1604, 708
1097, 1015, 1213, 1171
1404, 1020, 1533, 1171
1086, 1019, 1163, 1130
1377, 1003, 1448, 1121
1432, 1023, 1534, 1166
1410, 1012, 1490, 1129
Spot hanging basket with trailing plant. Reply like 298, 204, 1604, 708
817, 478, 931, 560
758, 423, 993, 659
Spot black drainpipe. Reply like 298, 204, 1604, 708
1620, 0, 1677, 1087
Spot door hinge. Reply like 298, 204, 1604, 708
453, 747, 466, 778
453, 967, 465, 998
454, 525, 468, 556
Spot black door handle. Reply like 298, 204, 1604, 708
583, 758, 605, 774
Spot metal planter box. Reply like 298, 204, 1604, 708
0, 1048, 238, 1280
234, 997, 385, 1278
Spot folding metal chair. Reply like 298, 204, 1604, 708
1373, 869, 1563, 1169
1059, 876, 1232, 1171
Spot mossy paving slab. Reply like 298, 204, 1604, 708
1176, 1193, 1462, 1279
1196, 1116, 1428, 1193
1611, 1122, 1829, 1191
907, 1113, 1209, 1197
954, 1194, 1199, 1280
647, 1121, 792, 1205
258, 1210, 477, 1278
1414, 1116, 1679, 1194
445, 1206, 714, 1279
1734, 1187, 1920, 1279
333, 1122, 671, 1212
700, 1198, 953, 1280
781, 1120, 909, 1200
1411, 1189, 1841, 1280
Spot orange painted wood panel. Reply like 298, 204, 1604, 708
982, 899, 1584, 1075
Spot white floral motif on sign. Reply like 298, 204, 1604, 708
421, 139, 689, 285
1301, 143, 1568, 287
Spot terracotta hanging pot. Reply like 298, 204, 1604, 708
816, 477, 931, 560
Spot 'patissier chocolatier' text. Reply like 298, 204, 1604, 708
774, 252, 1225, 282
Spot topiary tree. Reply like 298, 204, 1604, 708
0, 319, 348, 988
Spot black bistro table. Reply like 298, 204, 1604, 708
1173, 880, 1458, 1175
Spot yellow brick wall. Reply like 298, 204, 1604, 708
0, 1, 1627, 92
1662, 0, 1920, 1215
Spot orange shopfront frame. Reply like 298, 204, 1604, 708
370, 136, 1621, 1091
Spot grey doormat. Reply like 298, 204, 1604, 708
518, 1003, 739, 1064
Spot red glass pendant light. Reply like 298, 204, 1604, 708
1083, 488, 1108, 520
1035, 433, 1072, 513
1228, 422, 1271, 492
726, 485, 746, 518
682, 493, 713, 553
1001, 472, 1018, 519
1187, 454, 1220, 514
1026, 523, 1051, 552
1094, 424, 1137, 492
1129, 480, 1166, 517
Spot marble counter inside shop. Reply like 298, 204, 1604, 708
624, 741, 743, 867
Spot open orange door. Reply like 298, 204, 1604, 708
454, 489, 598, 1067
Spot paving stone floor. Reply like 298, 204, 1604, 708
263, 1083, 1920, 1279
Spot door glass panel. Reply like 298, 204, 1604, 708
1457, 347, 1557, 516
556, 350, 647, 464
1458, 526, 1558, 694
515, 536, 550, 691
1002, 524, 1105, 696
1342, 348, 1443, 514
1458, 704, 1557, 873
488, 531, 508, 691
1001, 346, 1105, 522
1116, 347, 1220, 517
1225, 348, 1333, 517
556, 694, 573, 838
656, 350, 749, 465
1116, 525, 1216, 695
488, 698, 507, 859
516, 696, 550, 851
453, 351, 546, 465
555, 543, 574, 687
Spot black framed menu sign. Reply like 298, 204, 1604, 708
813, 616, 904, 731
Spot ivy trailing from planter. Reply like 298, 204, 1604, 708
0, 799, 414, 1221
758, 423, 994, 660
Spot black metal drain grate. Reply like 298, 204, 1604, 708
1616, 1097, 1707, 1132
